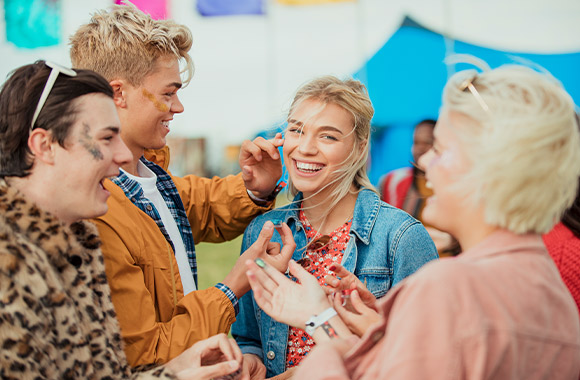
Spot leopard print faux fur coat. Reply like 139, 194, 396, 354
0, 180, 175, 380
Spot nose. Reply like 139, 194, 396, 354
297, 134, 317, 155
171, 94, 184, 114
417, 148, 433, 172
114, 138, 133, 167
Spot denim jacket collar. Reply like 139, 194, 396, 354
278, 188, 380, 246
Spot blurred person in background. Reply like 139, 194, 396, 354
543, 176, 580, 313
379, 119, 460, 256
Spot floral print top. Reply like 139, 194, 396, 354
285, 208, 353, 369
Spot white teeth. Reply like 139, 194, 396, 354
296, 161, 323, 172
426, 181, 433, 189
162, 121, 170, 127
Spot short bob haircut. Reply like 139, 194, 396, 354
69, 3, 194, 86
442, 63, 580, 234
285, 76, 376, 209
0, 61, 114, 178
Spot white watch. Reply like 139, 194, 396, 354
304, 307, 337, 335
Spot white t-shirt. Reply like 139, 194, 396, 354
122, 162, 196, 294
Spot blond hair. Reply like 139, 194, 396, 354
70, 3, 193, 86
286, 76, 376, 209
443, 63, 580, 234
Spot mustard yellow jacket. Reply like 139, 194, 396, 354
92, 147, 272, 367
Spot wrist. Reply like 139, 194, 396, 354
304, 307, 337, 336
247, 181, 286, 204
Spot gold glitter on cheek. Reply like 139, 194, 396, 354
142, 89, 169, 112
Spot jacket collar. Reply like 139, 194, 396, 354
0, 179, 102, 270
280, 188, 380, 245
144, 146, 170, 171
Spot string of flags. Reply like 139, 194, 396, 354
3, 0, 355, 49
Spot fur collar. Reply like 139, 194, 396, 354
0, 179, 101, 270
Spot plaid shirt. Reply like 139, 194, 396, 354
112, 157, 238, 314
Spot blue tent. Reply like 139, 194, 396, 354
357, 16, 580, 185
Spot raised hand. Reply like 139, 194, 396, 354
246, 259, 331, 329
165, 333, 245, 380
331, 290, 382, 337
323, 263, 377, 309
239, 133, 284, 200
223, 221, 296, 298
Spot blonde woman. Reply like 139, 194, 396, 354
245, 63, 580, 379
232, 76, 438, 378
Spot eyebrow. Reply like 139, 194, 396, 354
103, 126, 121, 134
166, 82, 182, 90
287, 119, 344, 134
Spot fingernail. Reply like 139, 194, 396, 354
255, 258, 266, 268
264, 221, 274, 230
329, 264, 336, 271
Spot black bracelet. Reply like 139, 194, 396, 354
320, 321, 338, 338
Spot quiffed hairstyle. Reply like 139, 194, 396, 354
69, 3, 193, 86
0, 61, 114, 178
442, 63, 580, 234
286, 76, 376, 205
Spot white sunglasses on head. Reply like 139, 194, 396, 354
30, 61, 78, 130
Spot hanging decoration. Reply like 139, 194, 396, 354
197, 0, 264, 17
4, 0, 61, 49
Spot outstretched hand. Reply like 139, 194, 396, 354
224, 221, 296, 298
246, 259, 331, 329
165, 333, 247, 380
239, 133, 284, 200
331, 290, 382, 337
323, 263, 377, 309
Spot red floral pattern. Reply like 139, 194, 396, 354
285, 209, 352, 369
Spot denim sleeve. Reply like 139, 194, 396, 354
391, 221, 438, 286
231, 226, 264, 360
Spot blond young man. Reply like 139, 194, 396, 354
70, 4, 287, 368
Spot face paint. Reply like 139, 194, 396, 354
79, 122, 104, 160
142, 89, 169, 112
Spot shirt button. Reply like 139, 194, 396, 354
146, 205, 153, 212
131, 197, 136, 202
266, 351, 275, 360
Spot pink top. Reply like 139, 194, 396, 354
543, 222, 580, 313
295, 230, 580, 379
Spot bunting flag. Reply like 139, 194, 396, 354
276, 0, 354, 5
115, 0, 168, 20
197, 0, 264, 16
4, 0, 61, 49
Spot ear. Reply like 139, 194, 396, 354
110, 79, 128, 109
28, 128, 57, 165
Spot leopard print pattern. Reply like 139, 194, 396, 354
0, 180, 175, 380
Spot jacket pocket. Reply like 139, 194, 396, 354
355, 268, 391, 299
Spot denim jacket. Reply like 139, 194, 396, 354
231, 189, 438, 377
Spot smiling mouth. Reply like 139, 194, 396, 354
295, 160, 324, 173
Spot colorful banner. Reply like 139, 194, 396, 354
115, 0, 168, 20
197, 0, 264, 16
276, 0, 354, 5
4, 0, 61, 49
